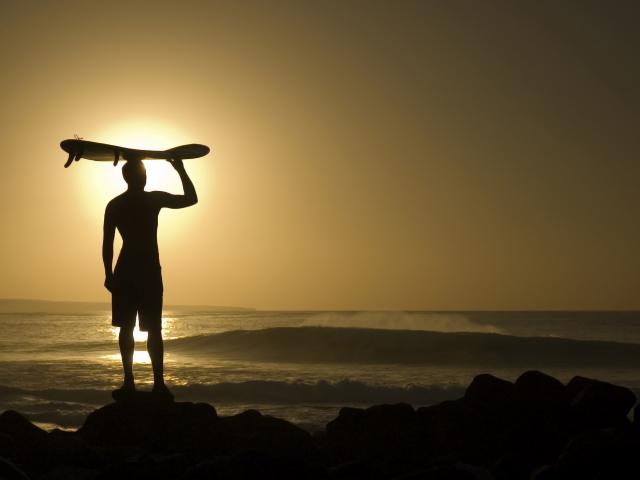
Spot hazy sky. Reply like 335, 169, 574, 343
1, 1, 638, 310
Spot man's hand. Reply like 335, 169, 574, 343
167, 157, 185, 171
159, 156, 198, 208
104, 273, 114, 293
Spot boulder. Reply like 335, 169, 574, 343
328, 459, 386, 480
416, 400, 480, 454
325, 407, 364, 445
634, 404, 640, 427
221, 409, 317, 459
326, 403, 417, 459
532, 427, 640, 479
78, 399, 224, 454
463, 374, 513, 410
565, 376, 636, 430
395, 463, 494, 480
0, 411, 47, 449
38, 465, 98, 480
0, 456, 30, 480
423, 373, 572, 472
0, 432, 15, 460
470, 372, 569, 475
94, 452, 191, 480
183, 451, 326, 480
2, 371, 639, 480
513, 371, 566, 410
40, 429, 102, 471
0, 410, 48, 470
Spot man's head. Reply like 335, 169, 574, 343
122, 160, 146, 191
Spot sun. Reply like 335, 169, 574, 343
98, 119, 190, 192
73, 119, 197, 217
70, 117, 210, 255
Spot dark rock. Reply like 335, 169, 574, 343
464, 374, 514, 410
565, 376, 636, 430
479, 371, 571, 475
328, 459, 386, 480
479, 373, 570, 478
0, 456, 30, 480
41, 429, 102, 470
326, 403, 417, 460
0, 411, 47, 449
0, 432, 15, 460
395, 463, 494, 480
183, 451, 326, 480
494, 417, 568, 479
423, 373, 571, 474
325, 407, 364, 445
2, 371, 638, 480
0, 410, 49, 472
111, 388, 175, 404
93, 452, 191, 480
76, 400, 321, 476
78, 400, 224, 454
221, 409, 317, 460
513, 371, 566, 410
38, 465, 98, 480
181, 457, 227, 480
416, 400, 480, 455
532, 427, 640, 479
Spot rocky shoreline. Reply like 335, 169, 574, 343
1, 371, 638, 479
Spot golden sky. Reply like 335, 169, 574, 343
1, 1, 638, 310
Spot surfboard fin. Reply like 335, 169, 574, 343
64, 144, 83, 167
64, 152, 74, 168
113, 150, 120, 166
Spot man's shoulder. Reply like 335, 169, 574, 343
146, 190, 172, 205
106, 193, 127, 209
147, 190, 170, 198
106, 191, 169, 210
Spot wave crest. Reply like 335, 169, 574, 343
300, 311, 501, 333
167, 326, 640, 367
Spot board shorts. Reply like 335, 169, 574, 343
111, 268, 163, 332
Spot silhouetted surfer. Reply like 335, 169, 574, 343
103, 157, 197, 400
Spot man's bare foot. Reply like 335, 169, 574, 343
112, 382, 135, 401
152, 382, 174, 401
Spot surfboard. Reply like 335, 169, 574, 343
60, 139, 210, 168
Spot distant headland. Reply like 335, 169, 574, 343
0, 299, 254, 314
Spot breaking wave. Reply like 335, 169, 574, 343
166, 326, 640, 367
299, 311, 501, 333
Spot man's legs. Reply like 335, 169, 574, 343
148, 327, 173, 399
118, 325, 135, 389
147, 327, 164, 386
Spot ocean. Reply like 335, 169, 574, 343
1, 306, 639, 432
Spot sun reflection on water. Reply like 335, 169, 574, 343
104, 316, 178, 364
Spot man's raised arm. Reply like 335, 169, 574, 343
102, 203, 116, 292
156, 158, 198, 209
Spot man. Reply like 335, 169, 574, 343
102, 157, 197, 399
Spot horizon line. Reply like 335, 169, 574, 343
0, 298, 639, 313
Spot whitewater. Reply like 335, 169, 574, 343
1, 308, 639, 432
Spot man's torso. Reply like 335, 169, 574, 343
109, 191, 163, 290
